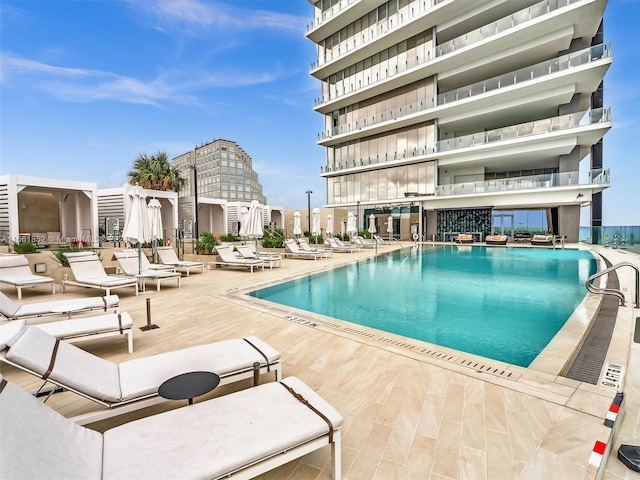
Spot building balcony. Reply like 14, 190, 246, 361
435, 169, 609, 198
318, 43, 610, 146
320, 107, 611, 176
313, 0, 605, 108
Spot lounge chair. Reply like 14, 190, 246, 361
326, 237, 359, 253
0, 322, 281, 424
353, 235, 377, 248
531, 234, 555, 246
155, 246, 205, 276
0, 255, 55, 300
235, 245, 282, 269
0, 291, 119, 321
114, 250, 182, 291
62, 252, 139, 296
283, 239, 323, 260
455, 234, 474, 244
373, 234, 388, 244
1, 373, 342, 480
209, 246, 264, 272
485, 235, 508, 245
298, 238, 333, 257
3, 313, 134, 353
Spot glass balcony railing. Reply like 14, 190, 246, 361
435, 169, 609, 197
320, 107, 610, 174
307, 0, 361, 32
314, 0, 593, 106
318, 43, 609, 140
580, 226, 640, 254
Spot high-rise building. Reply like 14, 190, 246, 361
307, 0, 611, 242
172, 139, 267, 204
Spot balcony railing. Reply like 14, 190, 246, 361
307, 0, 360, 32
318, 43, 609, 140
320, 107, 610, 174
435, 169, 609, 197
313, 0, 592, 106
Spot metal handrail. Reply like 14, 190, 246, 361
585, 262, 640, 308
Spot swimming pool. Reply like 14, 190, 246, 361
249, 245, 597, 367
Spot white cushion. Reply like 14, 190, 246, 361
102, 377, 342, 480
5, 327, 122, 402
118, 335, 280, 401
0, 320, 27, 350
34, 312, 133, 337
0, 374, 103, 479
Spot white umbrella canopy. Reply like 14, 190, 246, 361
387, 215, 394, 239
311, 208, 321, 236
326, 214, 334, 237
346, 211, 357, 237
238, 206, 250, 237
246, 200, 264, 239
148, 198, 163, 241
368, 214, 377, 236
122, 185, 152, 274
293, 211, 302, 237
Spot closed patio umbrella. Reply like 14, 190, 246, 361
238, 205, 250, 239
368, 214, 377, 238
326, 214, 333, 238
346, 211, 357, 238
293, 211, 302, 238
122, 184, 151, 274
246, 200, 264, 250
311, 207, 321, 246
148, 198, 163, 263
387, 215, 394, 241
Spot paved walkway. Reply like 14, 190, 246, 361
1, 242, 638, 479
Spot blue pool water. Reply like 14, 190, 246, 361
249, 246, 597, 367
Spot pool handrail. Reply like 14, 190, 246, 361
585, 261, 640, 308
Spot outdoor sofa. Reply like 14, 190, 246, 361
485, 235, 508, 245
1, 373, 343, 480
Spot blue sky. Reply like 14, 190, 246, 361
1, 0, 638, 225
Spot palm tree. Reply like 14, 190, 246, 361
127, 151, 187, 193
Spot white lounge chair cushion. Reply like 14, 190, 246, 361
118, 336, 279, 400
5, 326, 122, 401
0, 292, 119, 319
0, 375, 103, 479
102, 376, 343, 480
0, 319, 27, 350
73, 275, 136, 287
0, 255, 54, 286
34, 312, 133, 338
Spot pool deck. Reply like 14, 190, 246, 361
1, 242, 639, 479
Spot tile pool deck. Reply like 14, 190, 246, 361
1, 243, 639, 479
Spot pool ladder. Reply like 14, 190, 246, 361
585, 262, 640, 308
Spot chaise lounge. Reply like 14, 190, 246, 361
0, 255, 56, 299
1, 373, 343, 480
0, 322, 281, 424
155, 246, 205, 276
114, 250, 182, 291
62, 252, 139, 296
4, 313, 134, 353
209, 246, 265, 272
0, 291, 119, 321
283, 239, 323, 260
235, 245, 282, 269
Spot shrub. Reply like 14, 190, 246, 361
12, 241, 37, 254
195, 231, 219, 255
219, 234, 239, 243
262, 228, 285, 248
50, 245, 102, 267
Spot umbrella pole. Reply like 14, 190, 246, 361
140, 297, 160, 331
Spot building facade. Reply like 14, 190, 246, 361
172, 139, 267, 205
307, 0, 611, 242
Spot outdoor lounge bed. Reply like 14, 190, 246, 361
0, 291, 119, 321
1, 373, 342, 480
283, 239, 323, 260
62, 252, 139, 296
326, 237, 359, 253
353, 235, 377, 248
209, 246, 265, 272
155, 246, 204, 276
297, 238, 333, 257
3, 313, 134, 353
455, 234, 474, 244
485, 235, 508, 245
530, 234, 555, 246
0, 323, 281, 424
114, 250, 182, 291
235, 245, 282, 269
0, 255, 56, 300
